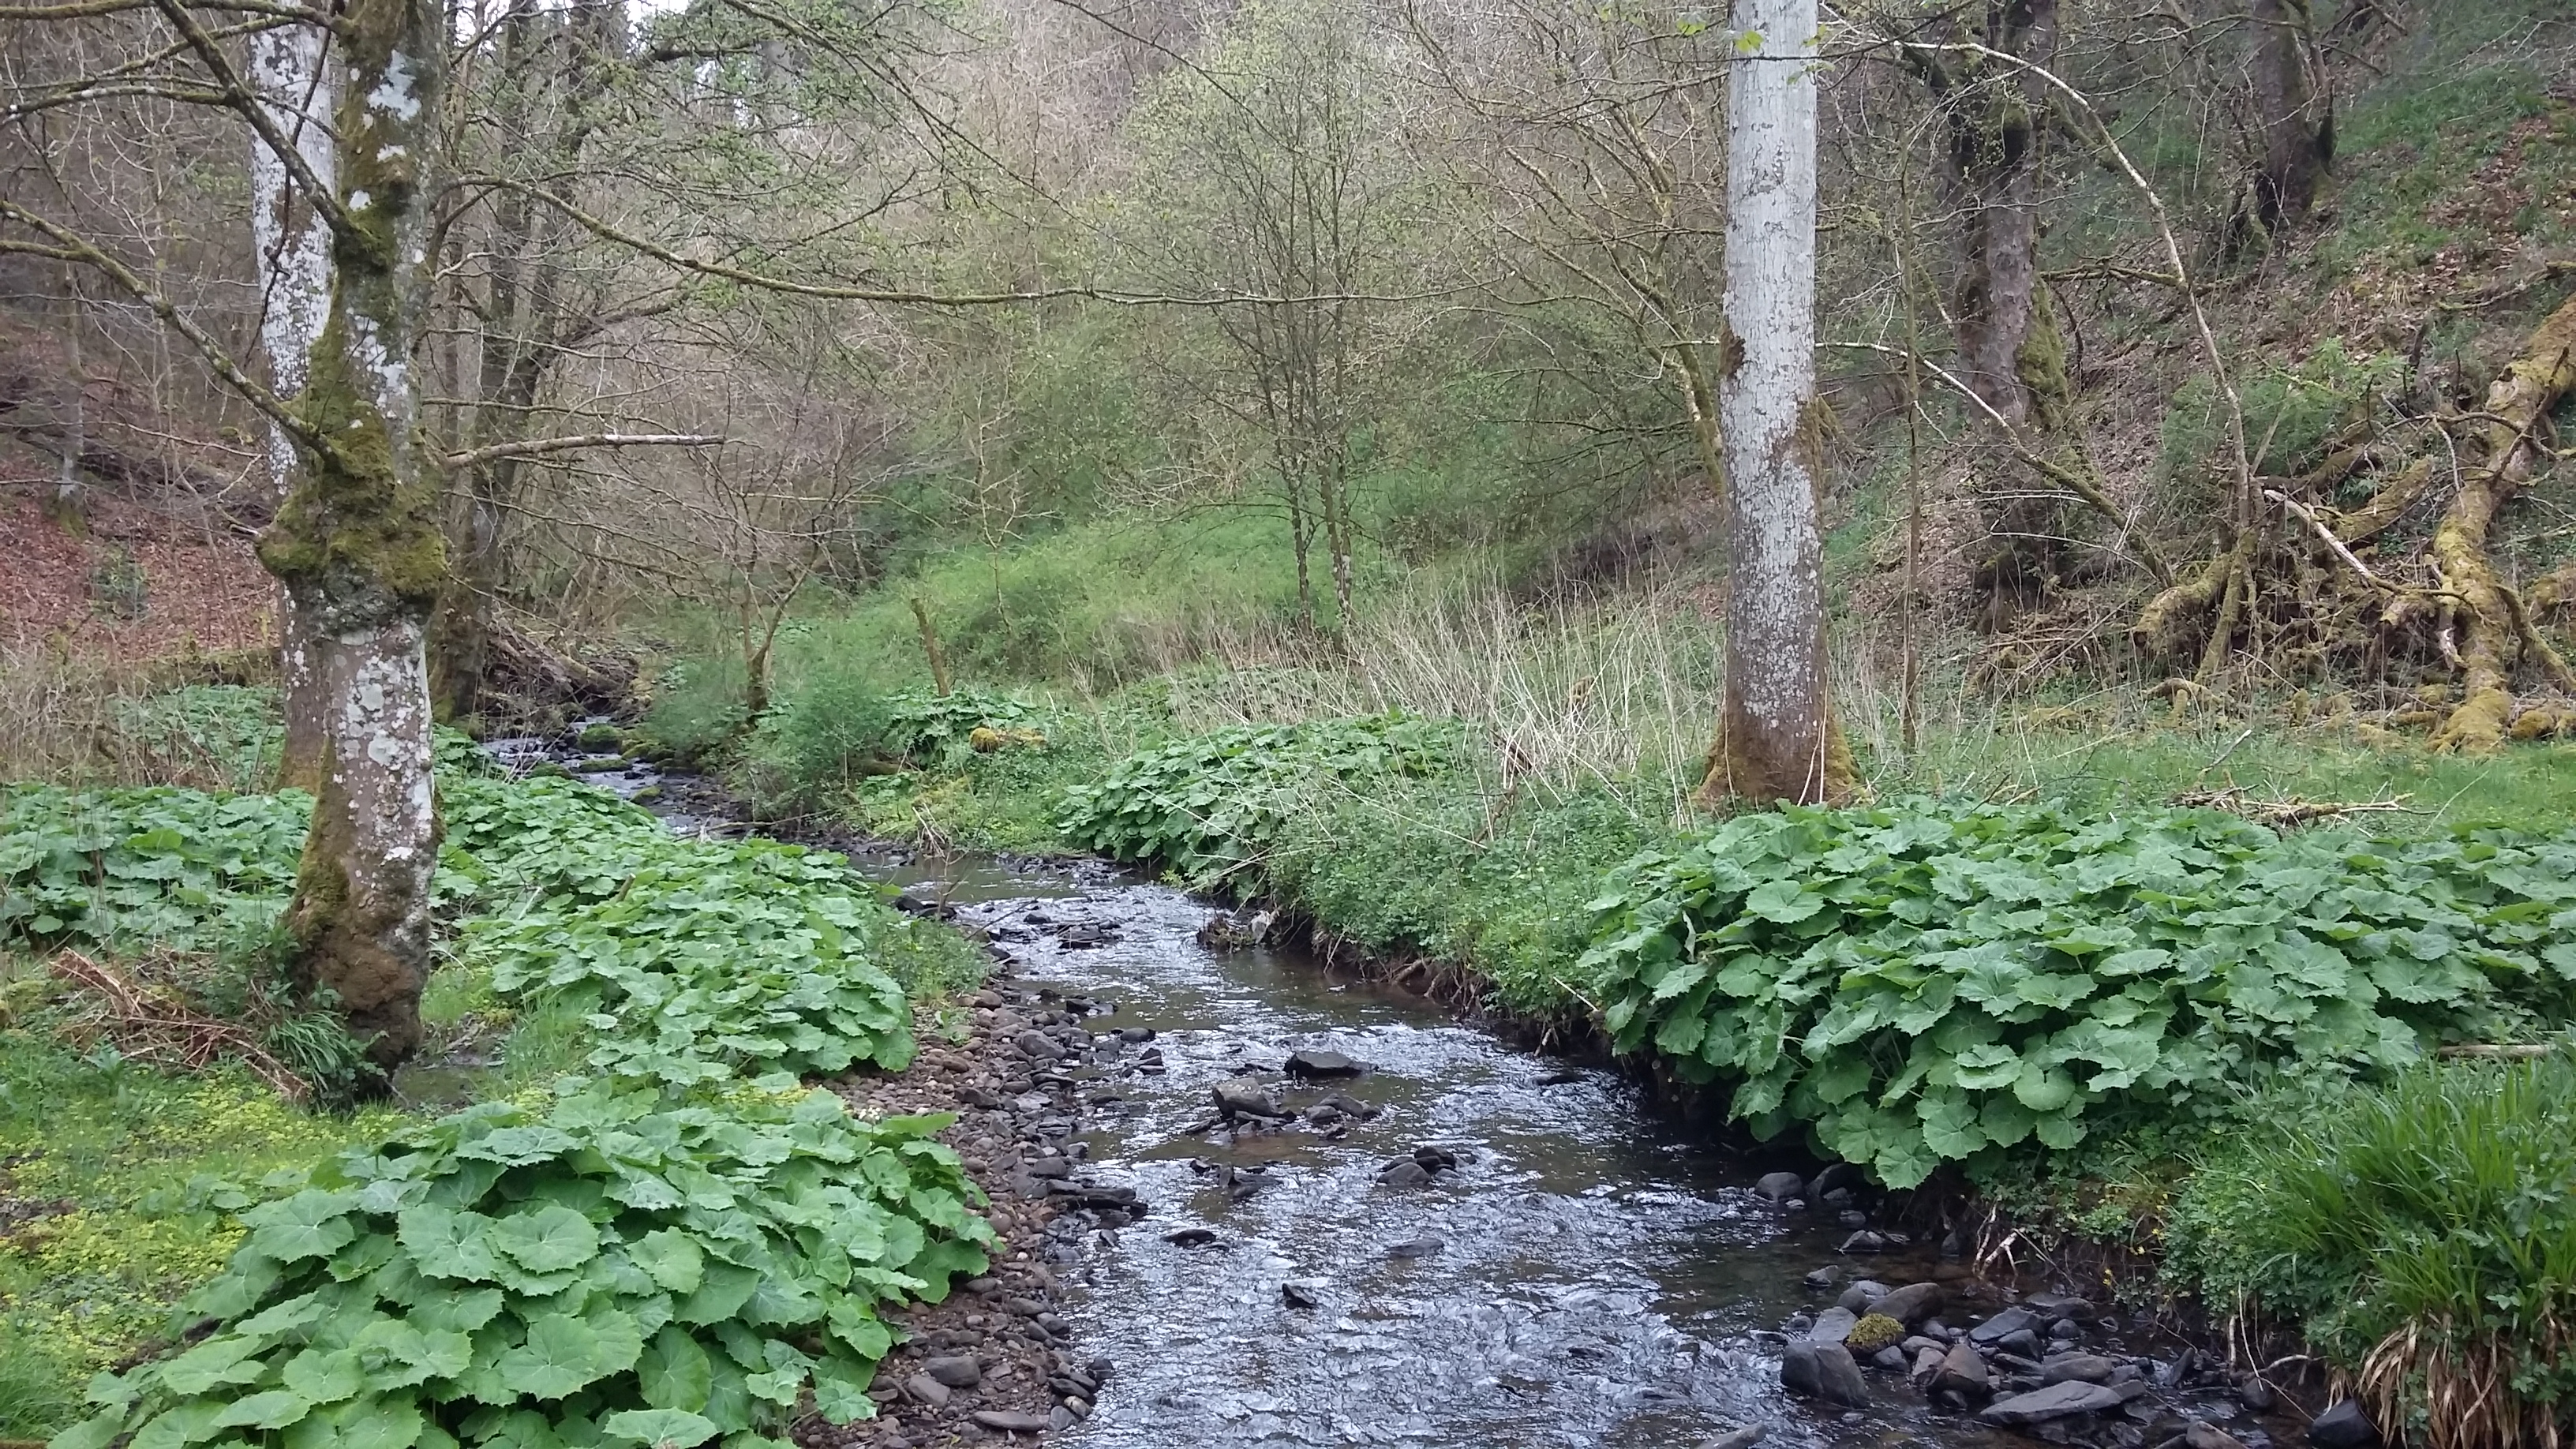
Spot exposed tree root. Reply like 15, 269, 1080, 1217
2132, 289, 2576, 748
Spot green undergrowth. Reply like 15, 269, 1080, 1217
2166, 1046, 2576, 1440
1578, 799, 2576, 1188
0, 720, 999, 1444
56, 1076, 990, 1449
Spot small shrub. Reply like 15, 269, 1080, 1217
86, 548, 147, 620
877, 689, 1046, 770
54, 1076, 994, 1449
1578, 799, 2576, 1187
2166, 1046, 2576, 1445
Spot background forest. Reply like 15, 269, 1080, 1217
6, 0, 2576, 1446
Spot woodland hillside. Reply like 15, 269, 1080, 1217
6, 2, 2576, 1447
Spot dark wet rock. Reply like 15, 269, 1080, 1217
1377, 1159, 1434, 1189
972, 1410, 1052, 1433
1835, 1279, 1891, 1313
1024, 1156, 1071, 1178
1412, 1144, 1461, 1172
1196, 909, 1275, 949
1931, 1342, 1992, 1399
1699, 1427, 1766, 1449
1870, 1282, 1944, 1324
1285, 1048, 1366, 1079
2041, 1353, 2121, 1385
1211, 1076, 1281, 1121
1312, 1090, 1380, 1121
1118, 1026, 1155, 1043
1999, 1327, 2043, 1359
1838, 1230, 1892, 1253
1779, 1339, 1870, 1406
1911, 1345, 1945, 1383
1013, 1028, 1061, 1060
2188, 1424, 2252, 1449
1164, 1226, 1220, 1247
923, 1355, 983, 1387
1807, 1307, 1858, 1344
1872, 1345, 1908, 1370
1386, 1235, 1445, 1259
1056, 921, 1117, 949
1307, 1103, 1345, 1126
1756, 1171, 1808, 1202
1808, 1163, 1865, 1200
2306, 1400, 2380, 1448
2240, 1375, 2277, 1412
904, 1373, 952, 1407
2024, 1290, 2094, 1316
1536, 1068, 1586, 1087
1802, 1265, 1844, 1289
1980, 1380, 2129, 1425
1048, 1405, 1076, 1430
1836, 1209, 1868, 1230
1282, 1282, 1321, 1310
1969, 1305, 2042, 1346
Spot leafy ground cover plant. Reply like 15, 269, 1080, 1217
876, 689, 1047, 771
2166, 1046, 2576, 1445
1578, 800, 2576, 1187
1057, 713, 1455, 887
0, 784, 306, 955
441, 776, 942, 1084
55, 1075, 994, 1449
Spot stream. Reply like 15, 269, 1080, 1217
474, 728, 2279, 1449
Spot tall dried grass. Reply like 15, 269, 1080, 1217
0, 642, 277, 788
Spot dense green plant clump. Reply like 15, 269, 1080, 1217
56, 1076, 991, 1449
0, 784, 308, 954
877, 690, 1046, 770
1578, 800, 2576, 1187
2166, 1048, 2575, 1441
1057, 712, 1455, 887
440, 776, 945, 1084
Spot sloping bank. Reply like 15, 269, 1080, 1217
1, 747, 1009, 1449
741, 700, 2576, 1444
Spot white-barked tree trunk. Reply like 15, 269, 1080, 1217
1705, 0, 1850, 806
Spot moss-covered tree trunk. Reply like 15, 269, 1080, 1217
2247, 0, 2331, 238
1700, 0, 1855, 809
253, 0, 449, 1073
248, 21, 338, 788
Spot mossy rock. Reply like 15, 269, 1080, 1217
1846, 1312, 1905, 1354
576, 722, 626, 752
574, 754, 628, 773
630, 785, 663, 805
526, 761, 573, 779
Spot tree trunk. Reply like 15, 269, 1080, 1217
43, 267, 86, 534
2247, 0, 2331, 238
1701, 0, 1854, 808
249, 19, 339, 787
255, 0, 449, 1074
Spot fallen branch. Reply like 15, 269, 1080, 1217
2436, 1043, 2555, 1059
47, 950, 308, 1101
2170, 788, 2418, 829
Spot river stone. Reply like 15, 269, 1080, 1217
1164, 1226, 1220, 1248
1869, 1282, 1944, 1324
1211, 1076, 1279, 1121
1013, 1029, 1060, 1059
1700, 1427, 1766, 1449
2307, 1400, 2381, 1448
1779, 1339, 1870, 1406
971, 1410, 1051, 1433
1981, 1380, 2129, 1425
1911, 1345, 1945, 1383
1807, 1306, 1859, 1344
1802, 1265, 1844, 1289
1931, 1342, 1991, 1398
1755, 1171, 1807, 1201
1378, 1159, 1433, 1189
2188, 1424, 2252, 1449
1968, 1305, 2041, 1346
923, 1355, 983, 1387
2040, 1352, 2121, 1385
1386, 1235, 1445, 1259
1808, 1163, 1864, 1200
1285, 1049, 1365, 1078
1834, 1279, 1891, 1313
904, 1374, 950, 1407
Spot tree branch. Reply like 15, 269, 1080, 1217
440, 432, 723, 470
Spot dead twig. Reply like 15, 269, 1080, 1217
46, 950, 308, 1101
2170, 788, 2420, 829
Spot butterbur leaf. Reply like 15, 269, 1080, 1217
490, 1203, 601, 1274
631, 1229, 706, 1294
211, 1388, 313, 1431
601, 1409, 720, 1447
499, 1313, 608, 1399
399, 1204, 500, 1282
639, 1327, 714, 1412
242, 1189, 358, 1263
